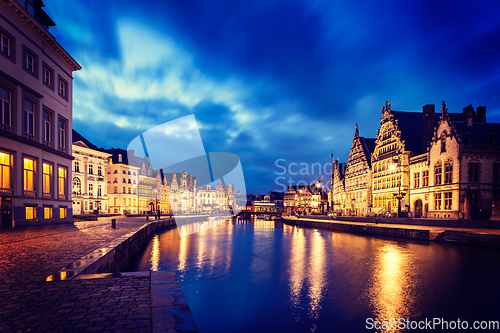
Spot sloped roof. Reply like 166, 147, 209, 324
391, 110, 463, 154
72, 130, 97, 150
453, 121, 500, 144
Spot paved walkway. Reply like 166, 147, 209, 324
0, 216, 155, 332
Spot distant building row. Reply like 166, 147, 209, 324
71, 133, 237, 216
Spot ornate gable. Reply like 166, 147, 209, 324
372, 101, 405, 163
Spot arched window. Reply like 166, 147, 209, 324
441, 132, 447, 153
72, 177, 81, 195
435, 161, 442, 185
444, 158, 453, 184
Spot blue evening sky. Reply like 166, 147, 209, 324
45, 0, 500, 194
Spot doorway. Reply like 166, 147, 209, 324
414, 199, 422, 218
1, 197, 13, 228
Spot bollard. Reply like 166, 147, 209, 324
146, 215, 149, 221
111, 218, 116, 229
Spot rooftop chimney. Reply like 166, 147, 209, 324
476, 106, 486, 123
422, 104, 435, 153
463, 105, 475, 127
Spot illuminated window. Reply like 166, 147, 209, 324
23, 99, 35, 140
434, 161, 442, 185
58, 167, 67, 197
23, 157, 35, 195
60, 207, 67, 219
444, 159, 453, 184
413, 172, 420, 188
58, 118, 66, 150
468, 162, 479, 182
444, 192, 452, 210
133, 199, 136, 206
89, 183, 93, 196
73, 177, 81, 195
114, 197, 117, 206
0, 151, 11, 193
26, 206, 36, 220
44, 207, 52, 219
434, 192, 442, 210
42, 163, 52, 197
122, 198, 126, 206
0, 85, 11, 131
128, 198, 131, 206
422, 170, 429, 187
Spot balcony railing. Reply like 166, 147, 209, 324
43, 140, 52, 147
463, 143, 500, 152
24, 190, 36, 197
0, 188, 13, 195
409, 154, 427, 164
1, 123, 13, 132
43, 192, 52, 198
23, 132, 36, 141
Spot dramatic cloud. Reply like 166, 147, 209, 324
46, 0, 500, 193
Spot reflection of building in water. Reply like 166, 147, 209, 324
177, 218, 229, 237
287, 227, 327, 320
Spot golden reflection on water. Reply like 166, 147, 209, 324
177, 232, 188, 271
177, 218, 229, 237
150, 235, 160, 271
367, 243, 417, 332
308, 230, 326, 319
289, 226, 305, 314
287, 226, 327, 322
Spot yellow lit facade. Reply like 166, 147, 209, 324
0, 0, 80, 227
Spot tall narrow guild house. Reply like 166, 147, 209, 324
0, 0, 81, 227
344, 124, 375, 216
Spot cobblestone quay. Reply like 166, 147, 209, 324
0, 216, 184, 332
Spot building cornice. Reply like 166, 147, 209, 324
2, 0, 81, 72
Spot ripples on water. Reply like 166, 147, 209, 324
128, 218, 500, 333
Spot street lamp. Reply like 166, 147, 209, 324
316, 177, 323, 214
391, 158, 406, 218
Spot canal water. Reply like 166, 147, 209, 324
127, 218, 500, 332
